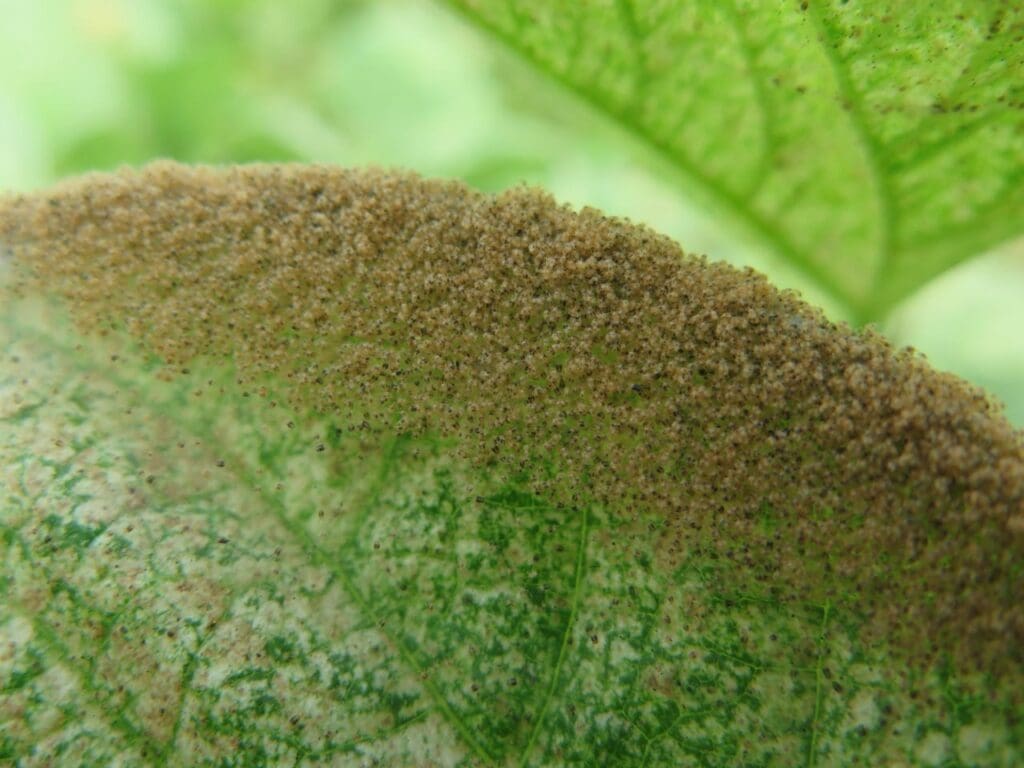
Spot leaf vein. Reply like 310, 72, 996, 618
516, 504, 589, 768
803, 4, 895, 312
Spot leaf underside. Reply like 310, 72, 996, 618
2, 302, 1019, 767
1, 164, 1022, 766
443, 0, 1024, 322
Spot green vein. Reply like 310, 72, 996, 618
914, 5, 1013, 125
1, 547, 166, 762
342, 434, 406, 545
890, 107, 1008, 174
806, 599, 831, 768
183, 451, 494, 763
278, 512, 497, 768
161, 649, 200, 764
803, 4, 894, 320
887, 11, 1011, 177
721, 0, 777, 201
226, 458, 498, 767
517, 503, 589, 768
612, 0, 648, 101
160, 602, 238, 764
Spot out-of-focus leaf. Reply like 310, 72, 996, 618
442, 0, 1024, 322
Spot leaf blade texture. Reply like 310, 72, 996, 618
1, 164, 1022, 766
442, 0, 1024, 321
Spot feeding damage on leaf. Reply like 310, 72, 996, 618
0, 163, 1022, 765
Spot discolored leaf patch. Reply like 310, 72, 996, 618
1, 163, 1021, 765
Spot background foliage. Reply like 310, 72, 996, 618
1, 0, 1021, 423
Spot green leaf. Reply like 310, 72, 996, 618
441, 0, 1024, 322
1, 165, 1022, 766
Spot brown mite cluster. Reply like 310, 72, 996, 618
1, 162, 1022, 680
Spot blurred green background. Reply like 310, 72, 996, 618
2, 0, 1022, 424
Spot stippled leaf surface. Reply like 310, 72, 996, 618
442, 0, 1024, 321
1, 303, 1020, 767
1, 165, 1022, 767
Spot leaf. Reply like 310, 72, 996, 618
440, 0, 1024, 322
1, 164, 1022, 766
